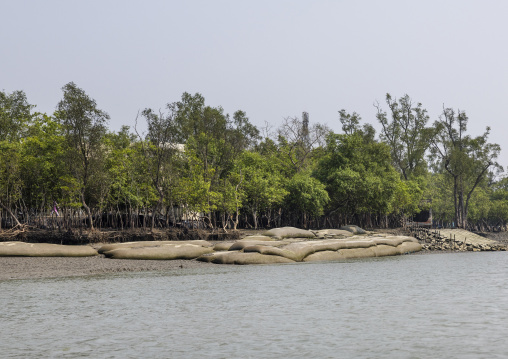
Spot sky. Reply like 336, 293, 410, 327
2, 0, 508, 167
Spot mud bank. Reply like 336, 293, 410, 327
0, 256, 211, 281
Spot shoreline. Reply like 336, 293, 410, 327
2, 228, 507, 281
0, 250, 490, 281
0, 256, 214, 281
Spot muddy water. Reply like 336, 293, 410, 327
2, 252, 508, 358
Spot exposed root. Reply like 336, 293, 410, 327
0, 224, 26, 240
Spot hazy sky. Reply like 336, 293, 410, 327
2, 1, 507, 167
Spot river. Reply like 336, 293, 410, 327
1, 252, 508, 358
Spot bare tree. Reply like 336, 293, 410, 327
276, 113, 329, 174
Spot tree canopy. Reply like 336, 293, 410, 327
0, 86, 503, 232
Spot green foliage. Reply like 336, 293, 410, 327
20, 114, 66, 208
487, 177, 508, 227
314, 132, 400, 217
177, 150, 213, 216
1, 87, 505, 231
390, 178, 424, 218
0, 89, 34, 141
0, 141, 23, 206
173, 92, 259, 182
138, 107, 180, 228
59, 174, 82, 209
467, 186, 491, 224
239, 151, 288, 228
376, 94, 434, 180
426, 173, 454, 223
338, 109, 376, 143
284, 171, 329, 224
55, 82, 110, 228
56, 82, 109, 153
429, 107, 501, 228
103, 127, 150, 211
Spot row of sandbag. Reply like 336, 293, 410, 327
103, 234, 421, 262
0, 226, 420, 263
263, 226, 364, 239
0, 227, 343, 258
0, 240, 214, 259
0, 236, 421, 263
197, 236, 422, 264
96, 226, 373, 261
96, 235, 421, 263
0, 242, 99, 257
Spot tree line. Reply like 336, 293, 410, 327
0, 83, 505, 232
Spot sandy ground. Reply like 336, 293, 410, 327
0, 256, 214, 281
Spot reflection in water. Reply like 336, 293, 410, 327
2, 253, 508, 358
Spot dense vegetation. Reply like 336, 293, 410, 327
0, 84, 505, 232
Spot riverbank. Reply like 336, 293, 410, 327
1, 227, 506, 281
0, 228, 256, 280
0, 256, 212, 281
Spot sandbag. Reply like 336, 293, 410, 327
243, 245, 300, 261
228, 240, 288, 251
0, 242, 98, 257
242, 239, 379, 262
303, 250, 345, 262
198, 233, 422, 264
397, 241, 422, 254
282, 239, 374, 261
281, 241, 320, 261
303, 247, 377, 262
338, 247, 377, 259
213, 242, 235, 251
98, 240, 213, 254
372, 237, 405, 247
104, 243, 213, 260
313, 229, 353, 238
263, 227, 316, 239
340, 225, 367, 234
371, 244, 400, 257
239, 235, 276, 241
198, 251, 295, 265
196, 251, 232, 263
311, 239, 375, 252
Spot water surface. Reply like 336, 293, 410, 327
2, 252, 508, 358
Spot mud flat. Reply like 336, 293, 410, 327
0, 256, 211, 281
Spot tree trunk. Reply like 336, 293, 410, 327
0, 200, 21, 228
252, 208, 258, 230
151, 196, 163, 232
80, 192, 94, 230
